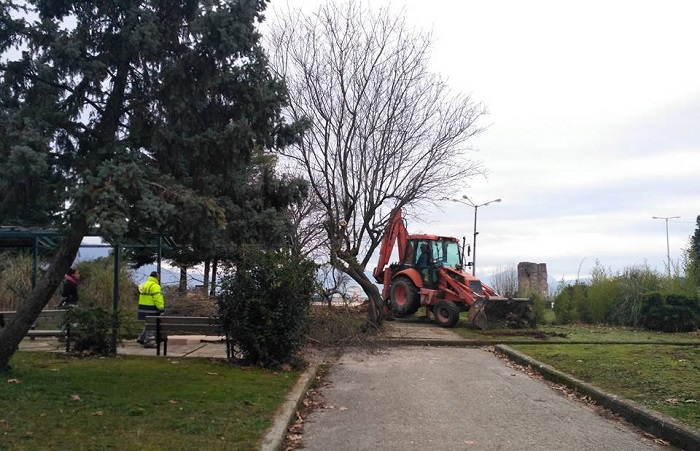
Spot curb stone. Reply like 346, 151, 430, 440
259, 363, 320, 451
496, 344, 700, 451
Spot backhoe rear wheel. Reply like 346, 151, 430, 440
389, 277, 421, 317
433, 300, 460, 328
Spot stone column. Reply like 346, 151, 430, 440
517, 262, 548, 299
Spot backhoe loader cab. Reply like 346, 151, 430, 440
402, 237, 463, 286
373, 209, 535, 329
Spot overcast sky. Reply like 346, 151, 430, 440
272, 0, 699, 282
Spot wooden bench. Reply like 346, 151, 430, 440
0, 309, 72, 352
144, 315, 230, 358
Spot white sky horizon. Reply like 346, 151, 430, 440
271, 0, 700, 282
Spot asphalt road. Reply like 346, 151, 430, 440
299, 346, 667, 451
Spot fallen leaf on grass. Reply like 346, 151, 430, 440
169, 400, 178, 404
7, 379, 21, 384
70, 395, 81, 402
93, 411, 103, 416
207, 372, 218, 376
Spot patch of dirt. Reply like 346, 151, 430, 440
481, 330, 568, 340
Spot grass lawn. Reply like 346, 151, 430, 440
510, 343, 700, 430
451, 318, 700, 344
0, 352, 299, 450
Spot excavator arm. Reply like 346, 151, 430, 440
373, 208, 409, 285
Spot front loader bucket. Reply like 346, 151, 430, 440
467, 298, 488, 330
482, 297, 536, 328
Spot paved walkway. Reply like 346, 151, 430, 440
299, 346, 665, 451
17, 335, 228, 358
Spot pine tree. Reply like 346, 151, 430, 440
0, 0, 305, 370
687, 215, 700, 290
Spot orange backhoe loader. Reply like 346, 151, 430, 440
373, 209, 535, 329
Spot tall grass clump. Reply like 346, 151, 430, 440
552, 281, 585, 324
0, 252, 52, 310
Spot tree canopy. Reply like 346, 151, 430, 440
0, 0, 305, 370
686, 215, 700, 289
267, 0, 486, 324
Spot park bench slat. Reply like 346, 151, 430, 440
0, 310, 71, 352
143, 315, 230, 357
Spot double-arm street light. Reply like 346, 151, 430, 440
652, 215, 680, 277
443, 196, 502, 275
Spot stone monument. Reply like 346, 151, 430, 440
517, 262, 548, 299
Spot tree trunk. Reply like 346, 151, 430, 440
0, 216, 88, 371
203, 259, 210, 293
209, 259, 218, 296
178, 266, 187, 293
346, 266, 383, 328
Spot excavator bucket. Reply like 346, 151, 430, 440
467, 298, 488, 330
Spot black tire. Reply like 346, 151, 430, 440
433, 300, 460, 328
389, 277, 421, 317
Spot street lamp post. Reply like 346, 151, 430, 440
652, 215, 680, 277
465, 196, 502, 275
442, 196, 501, 276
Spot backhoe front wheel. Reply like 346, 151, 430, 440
433, 300, 460, 328
389, 277, 421, 317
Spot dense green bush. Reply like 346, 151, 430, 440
552, 262, 700, 329
217, 247, 317, 368
640, 292, 700, 332
607, 265, 662, 327
530, 294, 549, 325
583, 262, 619, 323
552, 283, 585, 324
63, 304, 121, 355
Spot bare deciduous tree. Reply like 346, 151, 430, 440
268, 0, 487, 325
489, 264, 519, 297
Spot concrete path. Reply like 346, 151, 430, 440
17, 335, 228, 358
299, 346, 666, 451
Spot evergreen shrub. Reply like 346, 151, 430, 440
217, 247, 317, 368
63, 304, 121, 355
640, 292, 700, 332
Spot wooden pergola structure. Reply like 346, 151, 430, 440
0, 227, 176, 351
